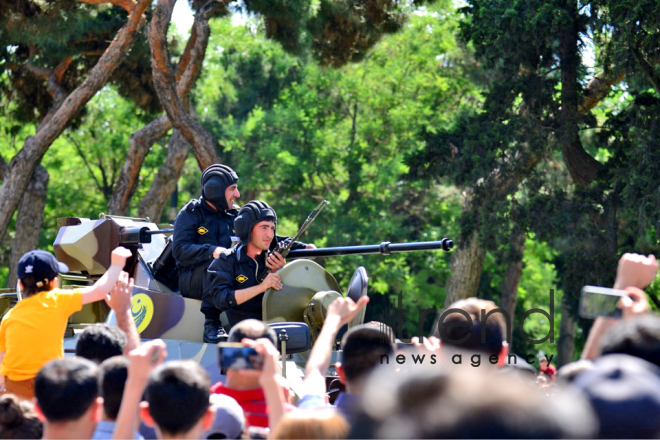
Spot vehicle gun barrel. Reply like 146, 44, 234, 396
119, 227, 173, 245
286, 238, 454, 258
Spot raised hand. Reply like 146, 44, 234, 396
618, 287, 650, 319
106, 271, 133, 312
614, 253, 658, 290
111, 246, 133, 268
327, 296, 370, 326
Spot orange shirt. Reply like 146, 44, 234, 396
0, 288, 83, 381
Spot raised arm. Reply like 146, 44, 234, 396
244, 338, 287, 432
303, 296, 369, 397
81, 247, 132, 305
113, 339, 167, 440
582, 253, 658, 360
105, 271, 141, 353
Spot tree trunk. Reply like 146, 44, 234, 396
556, 292, 575, 367
6, 166, 49, 288
443, 228, 487, 307
0, 0, 152, 241
500, 228, 525, 320
138, 130, 191, 222
107, 116, 171, 215
559, 3, 603, 186
149, 0, 221, 169
107, 4, 219, 215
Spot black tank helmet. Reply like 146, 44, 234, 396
234, 201, 277, 245
200, 164, 239, 211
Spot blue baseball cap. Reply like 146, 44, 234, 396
18, 250, 68, 288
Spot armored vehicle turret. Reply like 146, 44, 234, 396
3, 213, 453, 393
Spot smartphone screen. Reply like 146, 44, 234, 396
218, 343, 264, 370
579, 285, 626, 319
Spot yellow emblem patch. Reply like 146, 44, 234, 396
236, 274, 248, 283
131, 293, 154, 334
197, 226, 209, 235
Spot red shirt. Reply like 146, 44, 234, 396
211, 383, 270, 428
540, 363, 557, 377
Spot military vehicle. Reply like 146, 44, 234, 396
2, 213, 453, 395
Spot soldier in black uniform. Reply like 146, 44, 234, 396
207, 201, 313, 328
172, 164, 244, 343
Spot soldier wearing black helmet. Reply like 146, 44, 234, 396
172, 165, 268, 343
207, 201, 314, 328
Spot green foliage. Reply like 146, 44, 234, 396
194, 5, 478, 336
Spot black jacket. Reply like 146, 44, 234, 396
172, 198, 237, 297
207, 238, 307, 327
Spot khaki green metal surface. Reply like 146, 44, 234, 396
262, 259, 342, 324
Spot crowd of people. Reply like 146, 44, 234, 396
1, 164, 659, 438
0, 246, 658, 438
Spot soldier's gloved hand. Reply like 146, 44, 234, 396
266, 251, 286, 271
261, 273, 283, 292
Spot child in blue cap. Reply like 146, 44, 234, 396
0, 247, 132, 400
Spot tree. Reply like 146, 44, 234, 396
0, 0, 152, 266
408, 0, 660, 362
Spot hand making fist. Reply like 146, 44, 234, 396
111, 246, 133, 268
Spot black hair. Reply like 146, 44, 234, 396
228, 319, 277, 346
34, 357, 99, 422
98, 356, 129, 420
0, 394, 43, 439
600, 315, 660, 368
341, 325, 395, 383
439, 298, 506, 356
349, 367, 597, 439
19, 276, 52, 297
75, 324, 127, 363
145, 361, 210, 435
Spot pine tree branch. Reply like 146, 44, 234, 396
579, 51, 660, 114
107, 0, 222, 215
149, 0, 221, 170
0, 0, 152, 242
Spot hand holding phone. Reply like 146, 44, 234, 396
579, 285, 650, 319
579, 286, 626, 319
218, 343, 264, 370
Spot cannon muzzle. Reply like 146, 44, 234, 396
286, 238, 454, 258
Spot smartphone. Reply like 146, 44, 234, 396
217, 342, 264, 370
579, 285, 626, 319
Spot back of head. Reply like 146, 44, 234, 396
18, 250, 68, 297
35, 357, 99, 423
0, 394, 43, 439
228, 319, 277, 346
439, 297, 506, 356
76, 324, 127, 363
600, 315, 660, 367
145, 360, 211, 436
573, 354, 660, 438
98, 356, 129, 420
272, 409, 349, 440
201, 394, 246, 440
351, 365, 597, 438
341, 324, 395, 385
